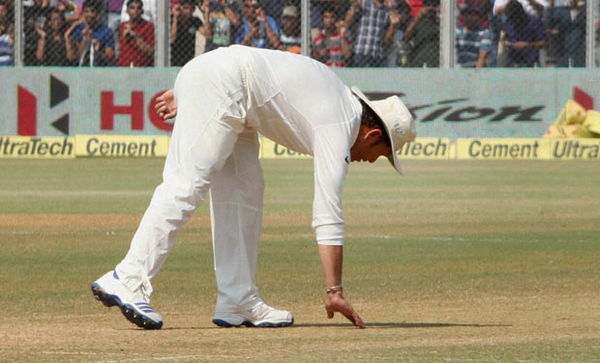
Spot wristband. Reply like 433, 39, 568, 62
326, 285, 343, 294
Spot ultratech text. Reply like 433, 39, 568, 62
0, 137, 73, 156
398, 138, 448, 157
552, 140, 600, 159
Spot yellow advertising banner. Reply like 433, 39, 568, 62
75, 135, 170, 157
259, 138, 311, 159
0, 136, 75, 159
397, 138, 452, 160
548, 139, 600, 160
456, 138, 552, 160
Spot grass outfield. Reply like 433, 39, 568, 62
1, 158, 599, 362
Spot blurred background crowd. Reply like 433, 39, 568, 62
0, 0, 599, 67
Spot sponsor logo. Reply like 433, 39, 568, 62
17, 75, 70, 136
100, 90, 173, 132
367, 87, 595, 125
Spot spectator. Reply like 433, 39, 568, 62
546, 0, 586, 67
170, 0, 202, 66
201, 0, 241, 52
118, 0, 154, 66
24, 0, 52, 65
456, 5, 492, 67
457, 0, 492, 29
235, 0, 280, 49
0, 1, 13, 66
0, 0, 11, 27
501, 0, 546, 66
312, 5, 351, 66
404, 0, 439, 67
279, 5, 301, 53
260, 0, 300, 20
53, 0, 77, 18
344, 0, 390, 67
309, 0, 336, 30
35, 7, 75, 65
407, 0, 422, 16
494, 0, 549, 18
382, 0, 412, 66
63, 0, 85, 23
107, 0, 124, 47
121, 0, 155, 22
71, 0, 116, 66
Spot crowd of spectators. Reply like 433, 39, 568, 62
0, 0, 598, 67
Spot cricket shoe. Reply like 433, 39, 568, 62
91, 270, 163, 330
212, 301, 294, 328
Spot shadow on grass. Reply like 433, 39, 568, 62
294, 322, 511, 329
143, 322, 511, 331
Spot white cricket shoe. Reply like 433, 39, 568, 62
212, 301, 294, 328
91, 270, 163, 330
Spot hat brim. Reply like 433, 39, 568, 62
351, 87, 402, 175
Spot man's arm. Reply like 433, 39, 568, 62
257, 11, 281, 49
224, 2, 241, 27
319, 245, 365, 328
312, 125, 365, 328
475, 49, 489, 68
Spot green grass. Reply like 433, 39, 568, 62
0, 158, 599, 362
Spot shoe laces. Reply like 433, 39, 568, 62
139, 274, 153, 302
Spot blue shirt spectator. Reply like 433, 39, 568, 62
502, 0, 546, 67
345, 0, 390, 67
456, 6, 492, 67
0, 31, 13, 66
71, 0, 115, 66
235, 0, 281, 49
72, 22, 115, 65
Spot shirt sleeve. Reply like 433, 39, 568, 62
311, 124, 351, 246
102, 28, 116, 49
267, 16, 280, 35
480, 29, 492, 52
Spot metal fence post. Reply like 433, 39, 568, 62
586, 0, 597, 68
14, 1, 22, 66
301, 0, 310, 57
156, 0, 170, 67
440, 1, 455, 68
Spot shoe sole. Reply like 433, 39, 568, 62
212, 318, 294, 328
91, 283, 163, 330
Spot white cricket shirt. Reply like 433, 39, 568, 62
231, 45, 363, 246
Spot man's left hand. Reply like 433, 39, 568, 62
325, 291, 365, 328
155, 89, 177, 120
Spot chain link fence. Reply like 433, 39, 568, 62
1, 0, 598, 67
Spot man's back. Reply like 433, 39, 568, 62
230, 45, 361, 155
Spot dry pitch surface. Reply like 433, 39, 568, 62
1, 159, 599, 362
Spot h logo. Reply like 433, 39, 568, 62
18, 75, 70, 136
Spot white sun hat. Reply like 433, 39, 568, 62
351, 86, 416, 174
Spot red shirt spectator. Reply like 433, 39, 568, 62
408, 0, 422, 17
118, 0, 155, 66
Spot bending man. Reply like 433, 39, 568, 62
91, 45, 415, 329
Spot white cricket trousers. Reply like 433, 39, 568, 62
115, 48, 264, 312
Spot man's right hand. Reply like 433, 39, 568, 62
325, 291, 365, 328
